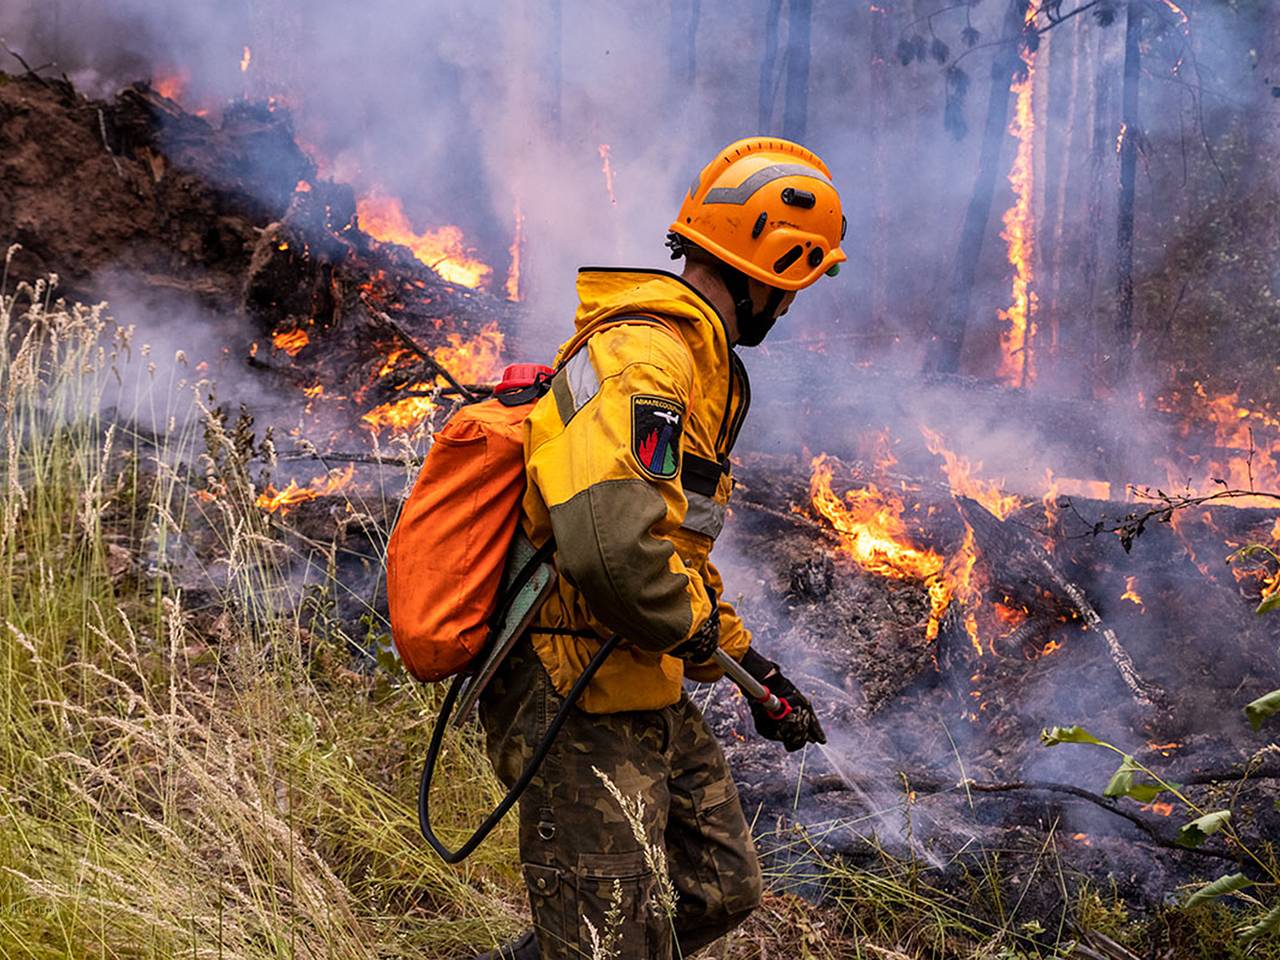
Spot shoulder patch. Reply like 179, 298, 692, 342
631, 395, 684, 480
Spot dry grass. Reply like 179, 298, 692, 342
1, 251, 1251, 960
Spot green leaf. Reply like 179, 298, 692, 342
1240, 902, 1280, 941
1186, 872, 1252, 908
1128, 782, 1164, 803
1178, 810, 1231, 848
1244, 690, 1280, 730
1103, 755, 1164, 801
1040, 726, 1102, 747
1257, 592, 1280, 614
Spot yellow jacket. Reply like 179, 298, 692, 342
522, 268, 753, 713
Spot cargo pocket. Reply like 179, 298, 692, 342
576, 850, 667, 960
522, 862, 572, 956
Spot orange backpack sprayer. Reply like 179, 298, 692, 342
391, 320, 666, 863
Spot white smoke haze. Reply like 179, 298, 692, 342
3, 0, 1277, 884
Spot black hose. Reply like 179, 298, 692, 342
417, 632, 623, 863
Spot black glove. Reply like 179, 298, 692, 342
740, 648, 826, 753
670, 590, 720, 663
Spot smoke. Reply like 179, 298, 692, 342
2, 0, 1275, 880
1, 1, 1265, 383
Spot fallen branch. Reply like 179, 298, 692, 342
798, 772, 1242, 864
1, 38, 51, 89
956, 495, 1165, 709
97, 109, 124, 178
359, 298, 481, 402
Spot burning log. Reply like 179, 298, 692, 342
954, 495, 1165, 708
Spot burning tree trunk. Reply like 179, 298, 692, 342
922, 0, 1027, 375
1115, 1, 1144, 387
782, 0, 812, 142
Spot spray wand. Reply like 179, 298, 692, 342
712, 648, 792, 720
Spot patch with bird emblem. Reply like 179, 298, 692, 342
631, 395, 684, 480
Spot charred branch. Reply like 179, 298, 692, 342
955, 495, 1165, 708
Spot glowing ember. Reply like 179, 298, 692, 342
506, 201, 525, 302
303, 384, 324, 399
153, 67, 189, 102
1140, 802, 1175, 817
356, 194, 493, 289
256, 465, 355, 515
921, 427, 1021, 520
1116, 122, 1127, 155
1159, 0, 1189, 25
808, 454, 951, 639
362, 322, 506, 433
1040, 639, 1063, 656
1121, 576, 1144, 608
240, 46, 252, 73
997, 11, 1039, 387
598, 144, 618, 207
272, 328, 310, 356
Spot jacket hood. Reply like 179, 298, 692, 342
569, 268, 731, 365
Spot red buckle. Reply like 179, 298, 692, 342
497, 363, 553, 391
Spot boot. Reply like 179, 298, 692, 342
470, 929, 538, 959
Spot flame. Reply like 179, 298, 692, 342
1040, 639, 1063, 656
256, 465, 355, 515
272, 328, 310, 356
598, 144, 618, 207
505, 201, 524, 302
944, 523, 983, 654
1156, 383, 1280, 507
921, 427, 1021, 520
356, 194, 492, 289
996, 12, 1039, 387
808, 454, 952, 639
1121, 576, 1144, 609
153, 67, 189, 102
303, 384, 324, 399
362, 322, 505, 433
240, 46, 252, 73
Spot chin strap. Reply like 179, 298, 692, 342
667, 232, 787, 347
717, 262, 786, 348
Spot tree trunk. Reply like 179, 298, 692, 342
782, 0, 812, 142
547, 0, 563, 137
1079, 24, 1112, 399
668, 0, 701, 96
759, 0, 784, 132
922, 0, 1026, 375
1046, 15, 1084, 384
868, 2, 892, 342
1115, 0, 1143, 388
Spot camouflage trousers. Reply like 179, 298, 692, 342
478, 639, 763, 959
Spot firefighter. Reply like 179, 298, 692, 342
473, 138, 844, 959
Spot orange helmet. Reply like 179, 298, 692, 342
669, 137, 846, 292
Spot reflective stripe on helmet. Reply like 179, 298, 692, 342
703, 163, 835, 206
